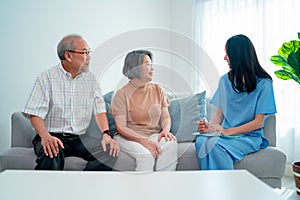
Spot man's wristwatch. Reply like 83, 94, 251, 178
103, 130, 113, 138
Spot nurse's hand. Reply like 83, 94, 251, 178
198, 120, 223, 134
198, 120, 209, 133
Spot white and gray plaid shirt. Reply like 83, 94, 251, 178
23, 64, 106, 135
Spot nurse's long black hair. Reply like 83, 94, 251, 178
225, 34, 272, 93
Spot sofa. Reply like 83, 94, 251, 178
0, 91, 286, 188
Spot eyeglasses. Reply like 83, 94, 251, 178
68, 50, 92, 55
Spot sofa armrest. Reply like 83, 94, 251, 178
11, 112, 36, 148
263, 114, 276, 147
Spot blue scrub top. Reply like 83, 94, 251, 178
210, 74, 277, 137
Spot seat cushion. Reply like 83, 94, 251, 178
176, 143, 286, 180
113, 150, 135, 171
234, 147, 286, 179
177, 142, 199, 170
0, 147, 91, 171
0, 147, 36, 170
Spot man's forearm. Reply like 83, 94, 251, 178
95, 113, 110, 132
29, 115, 49, 138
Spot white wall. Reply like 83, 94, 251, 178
0, 0, 195, 154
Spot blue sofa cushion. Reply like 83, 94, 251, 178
168, 91, 207, 142
85, 91, 116, 137
102, 90, 206, 142
103, 91, 116, 134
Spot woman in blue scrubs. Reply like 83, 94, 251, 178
195, 34, 276, 170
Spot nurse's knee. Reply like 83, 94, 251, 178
195, 136, 206, 150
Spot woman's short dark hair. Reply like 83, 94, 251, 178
123, 50, 153, 79
57, 34, 83, 61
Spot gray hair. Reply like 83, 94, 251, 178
57, 34, 83, 60
123, 50, 153, 79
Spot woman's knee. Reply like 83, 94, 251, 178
135, 152, 155, 171
163, 140, 178, 151
136, 152, 154, 162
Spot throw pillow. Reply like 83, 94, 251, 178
103, 91, 116, 134
86, 91, 116, 138
168, 91, 206, 142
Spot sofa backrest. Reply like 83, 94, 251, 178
11, 112, 101, 148
11, 108, 276, 148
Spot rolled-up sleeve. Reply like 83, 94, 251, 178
23, 76, 50, 119
94, 80, 107, 114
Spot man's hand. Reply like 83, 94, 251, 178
40, 134, 64, 158
158, 130, 176, 142
101, 134, 120, 157
30, 115, 64, 158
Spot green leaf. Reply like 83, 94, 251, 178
278, 40, 300, 57
275, 70, 300, 84
290, 74, 300, 84
287, 50, 300, 75
271, 33, 300, 85
270, 55, 289, 66
274, 70, 292, 80
282, 65, 296, 74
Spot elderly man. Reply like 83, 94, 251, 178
23, 34, 119, 170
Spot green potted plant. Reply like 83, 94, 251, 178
270, 32, 300, 84
270, 32, 300, 195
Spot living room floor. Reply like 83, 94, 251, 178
274, 163, 300, 200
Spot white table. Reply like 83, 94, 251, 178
0, 170, 283, 200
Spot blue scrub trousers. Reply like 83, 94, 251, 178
195, 135, 264, 170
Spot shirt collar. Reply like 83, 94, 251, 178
58, 63, 83, 80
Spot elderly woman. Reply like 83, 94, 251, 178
110, 50, 177, 172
